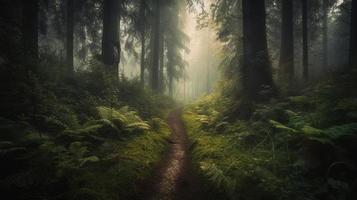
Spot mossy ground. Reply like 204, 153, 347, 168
182, 71, 357, 200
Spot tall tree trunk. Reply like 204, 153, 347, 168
168, 71, 173, 97
139, 0, 145, 86
22, 0, 39, 68
241, 0, 274, 100
350, 0, 357, 68
66, 0, 74, 73
302, 0, 309, 80
150, 0, 161, 92
279, 0, 294, 91
159, 32, 165, 94
206, 62, 210, 94
102, 0, 120, 75
322, 0, 328, 69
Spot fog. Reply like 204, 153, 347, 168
120, 2, 222, 103
173, 5, 222, 103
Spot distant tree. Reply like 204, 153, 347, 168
22, 0, 39, 67
350, 0, 357, 68
150, 0, 161, 92
159, 32, 165, 94
66, 0, 74, 73
279, 0, 294, 92
302, 0, 309, 80
102, 0, 120, 74
166, 0, 188, 97
241, 0, 274, 100
139, 0, 146, 86
322, 0, 328, 69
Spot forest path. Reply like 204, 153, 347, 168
149, 109, 201, 200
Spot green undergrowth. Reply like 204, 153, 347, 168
0, 58, 173, 200
183, 71, 357, 200
0, 106, 170, 200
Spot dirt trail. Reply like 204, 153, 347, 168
149, 109, 200, 200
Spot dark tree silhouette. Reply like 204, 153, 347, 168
241, 0, 274, 100
22, 0, 38, 67
151, 0, 161, 92
302, 0, 309, 80
322, 0, 328, 69
66, 0, 74, 73
279, 0, 294, 90
350, 0, 357, 68
102, 0, 120, 74
139, 0, 146, 86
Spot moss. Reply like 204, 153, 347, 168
183, 110, 306, 200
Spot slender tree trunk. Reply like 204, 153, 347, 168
168, 73, 173, 97
279, 0, 294, 90
66, 0, 74, 73
159, 33, 165, 94
350, 0, 357, 68
22, 0, 39, 67
102, 0, 120, 75
242, 0, 274, 100
151, 0, 161, 92
206, 61, 210, 94
302, 0, 309, 80
139, 0, 145, 86
322, 0, 328, 69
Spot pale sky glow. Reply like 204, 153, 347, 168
173, 1, 222, 102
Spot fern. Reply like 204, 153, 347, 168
325, 123, 357, 139
269, 120, 298, 133
96, 106, 151, 132
125, 122, 151, 132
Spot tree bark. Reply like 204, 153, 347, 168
66, 0, 74, 73
241, 0, 274, 100
350, 0, 357, 68
302, 0, 309, 80
151, 0, 161, 92
322, 0, 328, 69
279, 0, 294, 90
102, 0, 120, 75
159, 31, 165, 94
139, 0, 145, 86
22, 0, 39, 67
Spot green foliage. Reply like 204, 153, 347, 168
183, 71, 357, 200
96, 106, 151, 133
0, 56, 174, 199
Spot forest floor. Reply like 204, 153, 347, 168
147, 109, 204, 200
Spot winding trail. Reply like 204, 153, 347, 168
150, 109, 200, 200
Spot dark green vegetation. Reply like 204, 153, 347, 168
1, 0, 187, 199
181, 0, 357, 199
0, 59, 173, 199
184, 70, 357, 200
1, 0, 357, 200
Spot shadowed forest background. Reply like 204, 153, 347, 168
1, 0, 357, 199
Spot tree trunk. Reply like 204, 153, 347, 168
22, 0, 39, 67
159, 32, 165, 94
350, 0, 357, 68
150, 0, 161, 92
66, 0, 74, 73
322, 0, 328, 69
241, 0, 274, 100
140, 0, 145, 86
151, 0, 161, 92
302, 0, 309, 80
168, 72, 173, 97
279, 0, 294, 90
102, 0, 120, 75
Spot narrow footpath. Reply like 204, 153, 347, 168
150, 109, 202, 200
